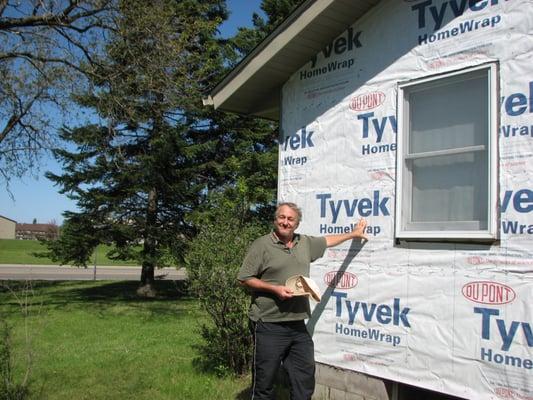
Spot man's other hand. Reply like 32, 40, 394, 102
275, 286, 294, 300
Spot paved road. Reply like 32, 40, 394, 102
0, 264, 187, 281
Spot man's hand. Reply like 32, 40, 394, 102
325, 218, 369, 247
351, 218, 368, 241
274, 285, 294, 300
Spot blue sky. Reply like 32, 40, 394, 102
0, 0, 264, 224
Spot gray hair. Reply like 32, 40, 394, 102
275, 202, 302, 223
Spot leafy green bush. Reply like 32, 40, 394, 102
186, 199, 266, 376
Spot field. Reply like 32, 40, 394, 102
0, 239, 138, 266
0, 280, 250, 399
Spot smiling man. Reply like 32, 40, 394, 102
238, 202, 368, 400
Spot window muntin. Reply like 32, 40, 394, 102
396, 64, 497, 240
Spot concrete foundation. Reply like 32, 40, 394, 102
313, 363, 392, 400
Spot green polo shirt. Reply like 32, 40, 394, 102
238, 232, 327, 322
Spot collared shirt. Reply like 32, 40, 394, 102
238, 232, 327, 322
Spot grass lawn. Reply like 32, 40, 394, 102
0, 280, 251, 400
0, 239, 138, 266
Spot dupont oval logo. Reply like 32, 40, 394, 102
349, 91, 385, 111
462, 281, 516, 305
324, 271, 358, 289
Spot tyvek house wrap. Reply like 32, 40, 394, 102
278, 1, 533, 399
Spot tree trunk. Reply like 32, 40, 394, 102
140, 261, 155, 285
137, 260, 156, 297
137, 187, 158, 298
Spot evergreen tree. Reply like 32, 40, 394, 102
231, 0, 303, 62
196, 0, 304, 222
45, 0, 302, 298
46, 0, 229, 295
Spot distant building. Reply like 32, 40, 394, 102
15, 223, 59, 240
0, 215, 17, 239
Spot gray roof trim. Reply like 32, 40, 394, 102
204, 0, 379, 121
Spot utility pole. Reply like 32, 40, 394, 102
93, 249, 97, 280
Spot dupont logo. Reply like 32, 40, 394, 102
349, 91, 385, 112
462, 281, 516, 305
494, 388, 526, 399
324, 271, 358, 289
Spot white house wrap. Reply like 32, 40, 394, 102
279, 1, 532, 399
205, 0, 533, 398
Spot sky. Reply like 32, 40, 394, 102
0, 0, 264, 225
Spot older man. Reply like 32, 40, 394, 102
238, 202, 368, 400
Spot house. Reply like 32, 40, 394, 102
0, 215, 16, 239
204, 1, 532, 399
15, 223, 59, 240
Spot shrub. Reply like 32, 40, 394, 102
186, 201, 266, 376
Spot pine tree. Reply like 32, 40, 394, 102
196, 0, 304, 222
46, 0, 229, 295
45, 0, 302, 297
231, 0, 303, 62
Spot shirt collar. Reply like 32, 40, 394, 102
270, 230, 300, 245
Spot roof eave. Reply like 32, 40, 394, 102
204, 0, 380, 121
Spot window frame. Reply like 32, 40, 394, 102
395, 63, 499, 241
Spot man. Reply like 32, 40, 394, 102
238, 202, 368, 400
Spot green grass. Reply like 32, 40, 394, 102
0, 239, 138, 266
0, 280, 251, 399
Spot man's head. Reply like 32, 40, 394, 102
274, 202, 301, 241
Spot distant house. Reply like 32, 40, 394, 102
0, 215, 17, 239
15, 223, 59, 240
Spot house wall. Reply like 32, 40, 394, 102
15, 224, 59, 240
279, 1, 532, 399
0, 216, 16, 239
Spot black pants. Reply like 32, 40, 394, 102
251, 320, 315, 400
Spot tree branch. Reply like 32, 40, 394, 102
0, 86, 46, 144
0, 51, 88, 75
0, 0, 8, 17
0, 1, 113, 31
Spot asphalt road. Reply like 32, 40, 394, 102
0, 264, 187, 281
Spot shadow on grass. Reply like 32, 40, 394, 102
1, 279, 189, 299
0, 280, 194, 318
235, 386, 252, 399
233, 373, 290, 400
67, 280, 190, 301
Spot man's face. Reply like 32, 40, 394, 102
274, 205, 299, 240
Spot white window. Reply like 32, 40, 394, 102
395, 64, 498, 241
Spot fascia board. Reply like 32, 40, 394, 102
206, 0, 335, 110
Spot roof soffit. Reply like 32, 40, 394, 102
204, 0, 381, 120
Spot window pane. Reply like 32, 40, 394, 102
409, 152, 488, 230
409, 73, 488, 154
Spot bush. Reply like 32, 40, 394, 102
186, 201, 266, 376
